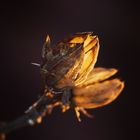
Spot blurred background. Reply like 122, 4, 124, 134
0, 0, 139, 140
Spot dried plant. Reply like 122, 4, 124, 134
0, 32, 124, 139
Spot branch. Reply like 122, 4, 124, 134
0, 93, 58, 134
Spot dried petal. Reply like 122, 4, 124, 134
72, 79, 124, 109
79, 67, 118, 86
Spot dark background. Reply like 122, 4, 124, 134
0, 0, 139, 140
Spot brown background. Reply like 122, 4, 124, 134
0, 0, 139, 140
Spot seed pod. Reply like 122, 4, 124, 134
40, 32, 124, 121
41, 32, 99, 88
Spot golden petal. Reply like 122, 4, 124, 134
69, 36, 85, 44
81, 67, 118, 86
72, 79, 124, 109
75, 37, 100, 86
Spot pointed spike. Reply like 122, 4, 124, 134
79, 108, 94, 118
75, 107, 81, 122
45, 35, 51, 44
31, 63, 40, 67
42, 35, 52, 59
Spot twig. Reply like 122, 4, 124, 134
0, 93, 60, 134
